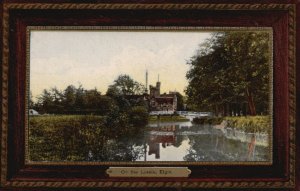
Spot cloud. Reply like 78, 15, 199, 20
103, 44, 189, 94
30, 56, 101, 97
30, 31, 212, 98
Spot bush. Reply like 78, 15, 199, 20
192, 117, 223, 125
129, 106, 149, 126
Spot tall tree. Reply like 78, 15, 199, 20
175, 92, 185, 111
36, 89, 55, 113
107, 74, 146, 96
62, 85, 76, 111
185, 32, 270, 116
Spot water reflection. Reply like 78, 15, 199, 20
133, 121, 269, 162
30, 119, 270, 162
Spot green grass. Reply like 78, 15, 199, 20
192, 115, 271, 133
148, 115, 190, 123
29, 115, 107, 161
29, 114, 105, 122
224, 116, 271, 133
192, 117, 223, 125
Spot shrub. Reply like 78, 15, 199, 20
129, 106, 149, 126
192, 117, 223, 125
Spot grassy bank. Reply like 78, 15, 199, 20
192, 117, 223, 125
29, 113, 152, 161
225, 116, 270, 133
192, 115, 271, 133
29, 115, 105, 124
29, 115, 107, 161
148, 115, 190, 123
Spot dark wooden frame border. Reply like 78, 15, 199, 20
0, 1, 298, 190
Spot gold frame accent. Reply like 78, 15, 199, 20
1, 3, 296, 189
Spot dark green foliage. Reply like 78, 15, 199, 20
29, 115, 106, 161
31, 74, 151, 118
106, 74, 146, 96
186, 32, 270, 116
192, 117, 224, 125
175, 92, 185, 111
33, 85, 116, 115
129, 106, 149, 126
29, 74, 151, 161
29, 115, 146, 161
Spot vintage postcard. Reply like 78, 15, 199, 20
28, 28, 272, 163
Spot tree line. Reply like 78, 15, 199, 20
30, 74, 148, 115
30, 85, 115, 115
185, 32, 270, 116
31, 73, 186, 115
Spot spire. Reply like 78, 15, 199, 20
156, 74, 161, 95
145, 70, 148, 94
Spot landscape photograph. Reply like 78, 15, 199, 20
28, 29, 272, 162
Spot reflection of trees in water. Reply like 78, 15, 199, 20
67, 124, 268, 162
96, 139, 144, 161
172, 133, 185, 148
84, 126, 146, 161
30, 118, 269, 162
30, 119, 147, 161
183, 131, 269, 162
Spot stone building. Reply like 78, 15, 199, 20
148, 81, 177, 113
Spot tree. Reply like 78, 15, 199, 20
35, 89, 54, 113
82, 88, 101, 110
175, 92, 185, 111
106, 74, 148, 113
185, 32, 270, 116
62, 85, 76, 111
74, 84, 85, 110
33, 84, 121, 115
97, 96, 117, 115
128, 106, 149, 126
107, 74, 146, 96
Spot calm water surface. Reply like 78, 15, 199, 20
130, 121, 270, 162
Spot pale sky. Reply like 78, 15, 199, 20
30, 31, 212, 99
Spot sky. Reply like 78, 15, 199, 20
30, 30, 212, 99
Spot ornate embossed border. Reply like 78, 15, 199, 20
1, 3, 296, 189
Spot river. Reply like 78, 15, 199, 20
131, 121, 270, 162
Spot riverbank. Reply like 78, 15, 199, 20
148, 115, 190, 123
193, 115, 270, 133
224, 116, 270, 133
191, 115, 270, 146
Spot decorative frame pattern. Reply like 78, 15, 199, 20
1, 2, 297, 189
